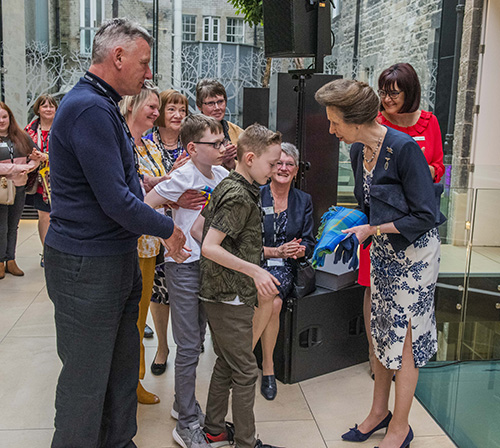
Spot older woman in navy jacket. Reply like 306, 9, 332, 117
252, 142, 315, 401
315, 79, 444, 448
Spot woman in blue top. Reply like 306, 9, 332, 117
315, 79, 443, 448
253, 142, 315, 401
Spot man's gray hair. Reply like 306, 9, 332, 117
281, 142, 299, 165
92, 18, 154, 64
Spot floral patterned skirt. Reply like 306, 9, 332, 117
370, 228, 440, 370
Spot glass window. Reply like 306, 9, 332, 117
203, 16, 220, 42
182, 15, 196, 42
226, 18, 244, 43
80, 0, 105, 54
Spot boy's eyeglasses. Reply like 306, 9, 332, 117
378, 90, 402, 99
194, 139, 229, 150
202, 99, 226, 108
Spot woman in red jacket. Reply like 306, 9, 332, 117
359, 63, 445, 377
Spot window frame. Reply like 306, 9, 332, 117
226, 17, 244, 43
182, 14, 197, 42
203, 16, 221, 42
80, 0, 105, 55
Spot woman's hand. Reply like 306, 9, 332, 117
175, 189, 206, 210
29, 150, 47, 163
277, 238, 306, 259
143, 174, 170, 193
429, 165, 436, 180
222, 143, 237, 170
342, 224, 374, 244
170, 151, 190, 172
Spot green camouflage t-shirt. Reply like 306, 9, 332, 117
199, 170, 262, 307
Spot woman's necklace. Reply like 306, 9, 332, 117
363, 134, 383, 164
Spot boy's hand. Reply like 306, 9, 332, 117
253, 266, 280, 297
161, 225, 191, 263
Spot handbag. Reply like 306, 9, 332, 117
25, 169, 39, 195
293, 259, 316, 299
0, 176, 16, 205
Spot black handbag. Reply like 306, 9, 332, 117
293, 259, 316, 299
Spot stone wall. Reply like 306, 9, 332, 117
328, 0, 442, 110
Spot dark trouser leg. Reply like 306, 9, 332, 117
0, 186, 25, 261
45, 245, 141, 448
204, 302, 258, 448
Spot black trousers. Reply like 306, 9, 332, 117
45, 244, 142, 448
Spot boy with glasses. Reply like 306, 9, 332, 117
145, 114, 229, 448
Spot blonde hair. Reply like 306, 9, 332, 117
119, 83, 160, 122
237, 123, 282, 161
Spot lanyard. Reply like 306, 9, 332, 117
83, 73, 142, 179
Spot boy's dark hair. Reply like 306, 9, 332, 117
195, 79, 227, 108
237, 123, 282, 160
180, 114, 224, 150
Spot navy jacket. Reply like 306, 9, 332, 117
351, 126, 444, 252
261, 184, 315, 259
46, 72, 174, 256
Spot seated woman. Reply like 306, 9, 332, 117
252, 142, 315, 401
315, 79, 443, 448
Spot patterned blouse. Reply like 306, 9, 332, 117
136, 138, 167, 259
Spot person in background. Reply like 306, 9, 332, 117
24, 94, 58, 267
359, 62, 445, 378
196, 79, 243, 171
144, 89, 206, 375
120, 84, 166, 405
0, 102, 44, 279
253, 142, 315, 401
44, 19, 189, 447
315, 79, 443, 448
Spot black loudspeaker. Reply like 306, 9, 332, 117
262, 0, 331, 58
254, 285, 368, 383
242, 88, 270, 128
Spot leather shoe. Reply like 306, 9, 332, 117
151, 350, 168, 376
137, 381, 160, 404
375, 425, 413, 448
144, 323, 154, 338
261, 374, 277, 401
6, 260, 24, 276
342, 411, 392, 442
0, 262, 5, 279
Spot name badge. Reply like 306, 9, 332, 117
413, 136, 425, 142
263, 206, 274, 215
267, 258, 284, 267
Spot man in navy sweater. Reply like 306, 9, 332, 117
44, 18, 189, 448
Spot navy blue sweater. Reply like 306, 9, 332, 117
45, 73, 174, 256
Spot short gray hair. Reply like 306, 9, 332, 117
281, 142, 299, 165
92, 18, 154, 64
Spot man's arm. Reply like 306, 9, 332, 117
202, 227, 280, 298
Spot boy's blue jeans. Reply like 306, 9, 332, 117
164, 261, 206, 428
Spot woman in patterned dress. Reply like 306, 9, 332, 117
315, 79, 444, 448
120, 84, 166, 405
253, 142, 315, 401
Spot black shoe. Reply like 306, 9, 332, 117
260, 374, 277, 401
144, 323, 154, 338
151, 351, 167, 376
255, 439, 284, 448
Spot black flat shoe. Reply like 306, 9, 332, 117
151, 351, 167, 376
261, 374, 277, 401
144, 324, 154, 338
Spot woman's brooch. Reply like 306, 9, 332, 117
384, 147, 393, 170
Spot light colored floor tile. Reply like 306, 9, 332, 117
326, 434, 457, 447
473, 246, 500, 264
256, 420, 327, 448
0, 429, 53, 448
0, 290, 37, 341
0, 337, 58, 430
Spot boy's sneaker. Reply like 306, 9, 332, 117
171, 398, 205, 427
254, 439, 284, 448
204, 422, 235, 447
173, 422, 211, 448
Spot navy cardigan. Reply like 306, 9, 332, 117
261, 184, 316, 259
351, 126, 444, 252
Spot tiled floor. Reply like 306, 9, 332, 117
0, 221, 457, 448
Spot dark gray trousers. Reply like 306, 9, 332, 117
45, 244, 142, 448
0, 185, 25, 262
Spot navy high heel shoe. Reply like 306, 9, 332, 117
374, 425, 413, 448
341, 411, 392, 442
